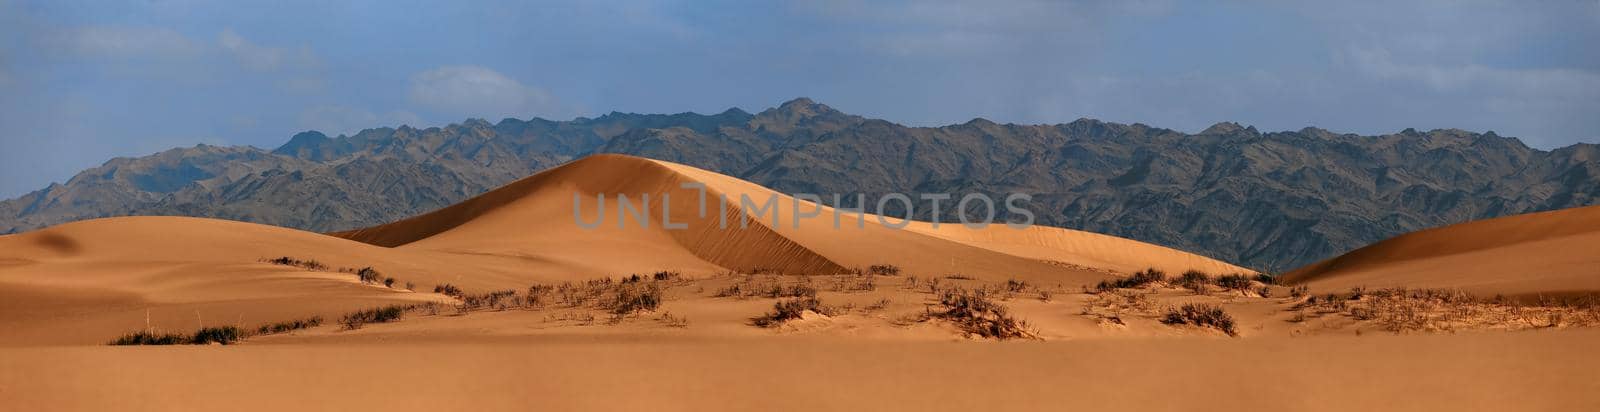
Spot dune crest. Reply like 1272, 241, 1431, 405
335, 154, 1251, 281
1282, 205, 1600, 296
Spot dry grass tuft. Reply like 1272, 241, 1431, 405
1161, 303, 1237, 336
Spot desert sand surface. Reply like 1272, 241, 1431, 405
1282, 204, 1600, 297
4, 331, 1598, 412
2, 154, 1599, 410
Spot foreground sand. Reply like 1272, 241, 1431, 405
3, 154, 1598, 410
4, 331, 1597, 411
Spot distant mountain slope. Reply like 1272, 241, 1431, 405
2, 98, 1595, 271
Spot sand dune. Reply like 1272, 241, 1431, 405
1282, 205, 1600, 297
337, 154, 1251, 282
0, 154, 1246, 345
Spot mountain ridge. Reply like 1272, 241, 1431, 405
2, 97, 1595, 271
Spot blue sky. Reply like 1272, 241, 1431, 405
1, 0, 1597, 198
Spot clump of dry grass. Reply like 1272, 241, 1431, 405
109, 330, 188, 345
1175, 270, 1210, 294
867, 264, 901, 276
605, 282, 663, 316
1095, 268, 1166, 291
927, 287, 1038, 340
262, 256, 329, 271
1081, 288, 1159, 325
1293, 287, 1600, 333
255, 316, 323, 335
1161, 303, 1237, 336
433, 283, 464, 298
340, 305, 412, 330
752, 297, 838, 327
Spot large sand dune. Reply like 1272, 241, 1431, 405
1282, 205, 1600, 297
0, 154, 1246, 345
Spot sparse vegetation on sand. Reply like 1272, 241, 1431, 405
867, 264, 901, 276
1292, 287, 1600, 333
340, 305, 412, 330
189, 326, 243, 345
1161, 303, 1238, 336
753, 297, 838, 328
111, 325, 245, 345
433, 283, 465, 297
262, 256, 329, 271
606, 282, 663, 316
926, 288, 1038, 340
1095, 268, 1166, 291
110, 331, 188, 345
255, 316, 323, 335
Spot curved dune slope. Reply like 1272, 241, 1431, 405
1281, 205, 1600, 296
337, 154, 1249, 281
0, 154, 1247, 345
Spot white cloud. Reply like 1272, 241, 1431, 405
217, 28, 320, 71
406, 65, 565, 119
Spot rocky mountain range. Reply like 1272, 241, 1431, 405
3, 98, 1595, 271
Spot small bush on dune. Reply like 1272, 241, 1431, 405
356, 267, 382, 284
1161, 303, 1237, 336
1095, 268, 1166, 291
1177, 270, 1210, 294
190, 326, 243, 345
753, 297, 836, 327
931, 288, 1038, 340
433, 283, 464, 298
263, 256, 328, 271
110, 331, 187, 345
868, 264, 902, 276
608, 283, 663, 316
341, 305, 408, 329
1215, 273, 1254, 293
255, 316, 324, 335
651, 271, 682, 281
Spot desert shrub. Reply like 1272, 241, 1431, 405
1290, 285, 1310, 298
383, 277, 396, 288
404, 282, 415, 291
190, 326, 243, 345
263, 256, 328, 271
355, 267, 382, 284
1005, 279, 1030, 293
526, 284, 555, 308
1095, 268, 1166, 291
1161, 303, 1237, 336
1176, 270, 1210, 294
652, 270, 682, 281
110, 331, 187, 345
1254, 273, 1277, 285
931, 288, 1037, 340
868, 264, 902, 276
460, 290, 517, 311
835, 275, 876, 292
1215, 274, 1253, 293
1038, 289, 1055, 302
1257, 286, 1273, 298
783, 283, 818, 298
255, 316, 324, 335
753, 297, 836, 327
608, 283, 663, 315
944, 274, 976, 280
433, 283, 464, 298
341, 305, 408, 329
